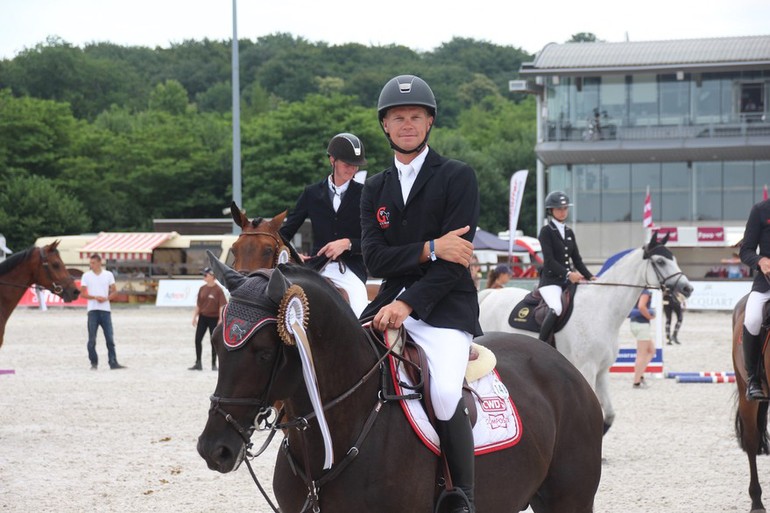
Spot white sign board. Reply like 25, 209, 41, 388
155, 279, 228, 307
685, 280, 751, 311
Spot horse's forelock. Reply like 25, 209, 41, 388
251, 217, 264, 228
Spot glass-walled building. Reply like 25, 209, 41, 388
519, 36, 770, 265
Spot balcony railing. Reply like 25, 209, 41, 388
545, 116, 770, 143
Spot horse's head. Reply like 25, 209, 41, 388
643, 231, 694, 299
230, 202, 295, 273
36, 241, 80, 302
197, 253, 359, 473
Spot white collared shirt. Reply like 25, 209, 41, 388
395, 146, 429, 203
552, 218, 566, 240
328, 175, 351, 211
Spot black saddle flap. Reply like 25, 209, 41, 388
507, 284, 579, 334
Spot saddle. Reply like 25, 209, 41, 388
507, 283, 578, 345
378, 326, 497, 429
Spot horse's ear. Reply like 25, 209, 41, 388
267, 266, 290, 305
207, 250, 246, 292
659, 231, 670, 245
231, 201, 247, 229
648, 230, 658, 247
49, 240, 60, 251
268, 210, 288, 232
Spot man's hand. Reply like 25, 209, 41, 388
433, 226, 474, 267
760, 257, 770, 276
373, 300, 413, 332
317, 239, 351, 260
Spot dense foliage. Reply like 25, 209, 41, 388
0, 34, 540, 249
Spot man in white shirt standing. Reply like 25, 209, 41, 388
80, 254, 125, 370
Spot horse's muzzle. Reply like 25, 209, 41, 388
197, 433, 245, 473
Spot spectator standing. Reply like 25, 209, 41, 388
629, 289, 655, 388
190, 267, 227, 371
80, 254, 125, 370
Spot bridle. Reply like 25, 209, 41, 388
581, 245, 686, 294
0, 247, 64, 294
207, 315, 418, 513
234, 230, 295, 273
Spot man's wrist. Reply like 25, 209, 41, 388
429, 239, 437, 261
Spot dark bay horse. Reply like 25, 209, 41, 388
0, 241, 80, 348
197, 259, 603, 512
733, 294, 770, 513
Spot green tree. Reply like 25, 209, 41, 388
0, 175, 90, 249
148, 80, 190, 115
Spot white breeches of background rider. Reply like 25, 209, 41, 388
539, 284, 564, 315
403, 316, 472, 421
744, 290, 770, 335
321, 264, 368, 318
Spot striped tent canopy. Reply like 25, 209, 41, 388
79, 232, 177, 261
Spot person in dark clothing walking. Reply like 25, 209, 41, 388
663, 289, 685, 345
189, 267, 227, 371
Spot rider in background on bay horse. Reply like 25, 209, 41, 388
739, 198, 770, 401
536, 191, 595, 341
280, 133, 370, 318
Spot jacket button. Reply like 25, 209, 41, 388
402, 220, 408, 226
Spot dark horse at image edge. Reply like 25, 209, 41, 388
0, 241, 80, 348
197, 258, 603, 512
733, 294, 770, 513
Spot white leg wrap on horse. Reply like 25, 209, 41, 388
539, 285, 564, 315
745, 290, 770, 336
403, 317, 472, 421
321, 264, 369, 318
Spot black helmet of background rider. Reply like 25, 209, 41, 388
327, 132, 367, 179
544, 191, 573, 216
377, 75, 437, 154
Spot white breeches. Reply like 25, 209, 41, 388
321, 263, 368, 318
402, 316, 472, 421
539, 285, 564, 315
745, 290, 770, 335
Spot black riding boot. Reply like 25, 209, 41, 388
539, 308, 558, 342
743, 327, 768, 401
188, 360, 202, 371
435, 401, 475, 513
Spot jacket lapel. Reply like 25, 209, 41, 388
386, 166, 405, 210
318, 179, 334, 212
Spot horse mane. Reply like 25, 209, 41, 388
0, 247, 34, 277
250, 217, 265, 227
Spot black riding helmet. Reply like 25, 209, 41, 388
545, 191, 573, 214
377, 75, 437, 154
327, 133, 367, 167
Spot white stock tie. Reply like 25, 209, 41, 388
400, 164, 416, 203
332, 187, 341, 212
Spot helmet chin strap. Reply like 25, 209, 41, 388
382, 125, 433, 155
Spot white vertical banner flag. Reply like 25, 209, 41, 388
642, 185, 653, 229
508, 170, 529, 257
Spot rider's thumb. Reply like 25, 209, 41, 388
449, 226, 470, 237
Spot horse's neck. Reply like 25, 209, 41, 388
0, 256, 36, 313
579, 251, 648, 327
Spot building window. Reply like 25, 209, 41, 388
741, 82, 765, 122
574, 165, 600, 222
723, 161, 754, 220
629, 74, 658, 126
659, 74, 691, 125
631, 163, 661, 223
601, 164, 631, 222
692, 74, 722, 124
661, 163, 690, 222
694, 162, 722, 221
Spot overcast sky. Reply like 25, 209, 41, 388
1, 0, 768, 60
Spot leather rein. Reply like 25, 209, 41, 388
208, 320, 421, 513
580, 245, 686, 294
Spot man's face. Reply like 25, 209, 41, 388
89, 257, 102, 272
330, 157, 359, 185
203, 272, 215, 283
382, 106, 433, 153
